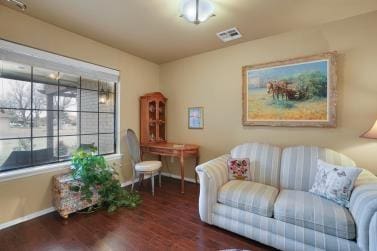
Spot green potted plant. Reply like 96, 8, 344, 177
70, 146, 141, 212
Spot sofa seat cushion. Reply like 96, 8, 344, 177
274, 190, 356, 240
218, 180, 279, 217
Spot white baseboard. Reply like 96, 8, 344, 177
0, 177, 140, 231
161, 172, 198, 183
0, 207, 56, 230
0, 172, 197, 231
121, 172, 198, 187
120, 173, 153, 187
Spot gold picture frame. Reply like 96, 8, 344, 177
242, 52, 337, 127
188, 107, 204, 129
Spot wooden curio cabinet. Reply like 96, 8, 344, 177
140, 92, 167, 144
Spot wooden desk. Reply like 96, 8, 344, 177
140, 142, 199, 194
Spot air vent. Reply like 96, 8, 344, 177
6, 0, 27, 11
216, 28, 242, 42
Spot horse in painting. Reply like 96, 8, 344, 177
266, 81, 289, 100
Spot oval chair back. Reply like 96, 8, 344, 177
126, 129, 141, 167
125, 128, 162, 195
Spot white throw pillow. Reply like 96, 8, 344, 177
309, 159, 362, 207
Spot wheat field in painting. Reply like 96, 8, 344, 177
248, 88, 327, 120
247, 60, 328, 121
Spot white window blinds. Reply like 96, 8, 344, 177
0, 39, 119, 82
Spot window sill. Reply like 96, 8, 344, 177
0, 153, 123, 183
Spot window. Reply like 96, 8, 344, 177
0, 60, 117, 172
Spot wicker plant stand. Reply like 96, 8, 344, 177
53, 172, 99, 219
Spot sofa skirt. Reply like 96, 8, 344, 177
212, 203, 360, 251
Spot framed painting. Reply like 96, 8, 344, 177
188, 107, 204, 129
242, 52, 337, 127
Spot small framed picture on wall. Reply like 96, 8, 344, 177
188, 107, 204, 129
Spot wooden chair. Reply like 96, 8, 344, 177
126, 129, 162, 196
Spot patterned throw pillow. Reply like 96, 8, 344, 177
227, 158, 252, 181
309, 159, 362, 207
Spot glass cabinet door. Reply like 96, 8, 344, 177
149, 101, 156, 121
157, 100, 166, 141
149, 121, 156, 142
148, 101, 157, 142
139, 92, 167, 144
158, 101, 165, 122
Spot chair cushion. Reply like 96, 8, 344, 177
274, 190, 356, 240
135, 161, 161, 172
218, 180, 278, 217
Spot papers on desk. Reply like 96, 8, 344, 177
173, 144, 185, 148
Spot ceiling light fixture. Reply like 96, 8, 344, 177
180, 0, 215, 25
7, 0, 27, 11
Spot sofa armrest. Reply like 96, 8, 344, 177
195, 154, 229, 224
349, 170, 377, 251
370, 212, 377, 251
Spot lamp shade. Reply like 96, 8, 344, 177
361, 120, 377, 139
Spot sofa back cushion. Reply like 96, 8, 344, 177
280, 146, 356, 191
230, 143, 281, 188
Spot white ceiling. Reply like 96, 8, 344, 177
2, 0, 377, 64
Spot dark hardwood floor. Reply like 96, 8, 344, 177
0, 177, 276, 251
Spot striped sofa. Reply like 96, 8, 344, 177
196, 143, 377, 251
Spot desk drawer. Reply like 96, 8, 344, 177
141, 146, 180, 156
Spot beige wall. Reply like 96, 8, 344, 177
160, 11, 377, 178
0, 6, 159, 224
